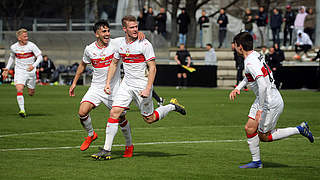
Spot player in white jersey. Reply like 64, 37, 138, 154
2, 28, 43, 117
229, 32, 314, 168
91, 15, 186, 160
69, 20, 147, 157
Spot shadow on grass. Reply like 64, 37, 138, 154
27, 113, 52, 117
239, 161, 316, 169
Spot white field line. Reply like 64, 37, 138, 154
0, 126, 242, 138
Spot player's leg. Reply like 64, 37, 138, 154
152, 90, 164, 106
15, 84, 26, 117
119, 114, 134, 157
78, 102, 97, 151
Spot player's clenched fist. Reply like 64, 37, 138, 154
229, 89, 240, 101
104, 84, 111, 95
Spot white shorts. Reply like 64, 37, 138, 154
248, 97, 284, 133
112, 82, 154, 117
14, 69, 36, 89
81, 86, 113, 109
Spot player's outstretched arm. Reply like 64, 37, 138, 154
105, 58, 119, 95
140, 60, 156, 98
2, 53, 15, 79
69, 61, 87, 96
229, 89, 240, 101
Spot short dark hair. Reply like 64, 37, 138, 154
122, 15, 137, 27
233, 32, 253, 51
206, 43, 212, 48
93, 20, 110, 33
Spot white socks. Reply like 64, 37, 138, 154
247, 133, 260, 162
270, 127, 300, 141
154, 104, 175, 120
17, 92, 25, 111
80, 114, 94, 137
103, 118, 119, 151
119, 119, 132, 146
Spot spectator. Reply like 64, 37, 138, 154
155, 8, 167, 37
274, 43, 285, 64
198, 9, 209, 48
255, 6, 268, 47
204, 43, 217, 65
174, 43, 191, 89
294, 6, 307, 35
177, 8, 190, 45
37, 55, 55, 83
137, 9, 146, 30
295, 30, 313, 59
145, 7, 156, 32
231, 41, 248, 91
217, 8, 228, 48
304, 7, 315, 42
260, 46, 269, 59
270, 8, 282, 45
265, 47, 282, 89
243, 8, 253, 34
283, 5, 296, 48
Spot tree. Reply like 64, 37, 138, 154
170, 0, 180, 46
0, 0, 25, 30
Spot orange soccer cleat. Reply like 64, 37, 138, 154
80, 131, 98, 151
123, 145, 134, 158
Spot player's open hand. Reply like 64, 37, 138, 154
1, 68, 8, 79
139, 89, 150, 98
229, 89, 240, 101
69, 84, 76, 96
138, 31, 145, 41
104, 84, 111, 95
27, 64, 34, 71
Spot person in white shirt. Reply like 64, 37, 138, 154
295, 30, 313, 58
204, 43, 217, 66
91, 15, 186, 160
1, 28, 43, 117
229, 32, 314, 168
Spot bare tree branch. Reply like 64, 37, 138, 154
208, 0, 240, 18
196, 0, 212, 10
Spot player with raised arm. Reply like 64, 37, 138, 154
69, 20, 142, 157
2, 28, 43, 117
229, 32, 314, 168
91, 15, 186, 160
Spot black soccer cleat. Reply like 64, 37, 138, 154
169, 98, 186, 115
91, 148, 112, 160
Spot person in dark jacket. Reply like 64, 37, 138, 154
243, 8, 253, 34
177, 8, 190, 45
37, 55, 55, 83
270, 8, 282, 45
145, 7, 156, 32
255, 6, 268, 47
283, 5, 295, 47
266, 47, 282, 89
198, 9, 209, 47
155, 8, 167, 37
137, 9, 146, 30
217, 8, 228, 48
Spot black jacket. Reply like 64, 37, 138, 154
156, 12, 167, 33
284, 11, 295, 27
177, 13, 190, 34
198, 15, 209, 30
217, 14, 228, 30
256, 11, 268, 27
270, 13, 282, 29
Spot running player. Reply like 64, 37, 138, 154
91, 15, 186, 160
229, 32, 314, 168
69, 20, 144, 157
2, 28, 43, 117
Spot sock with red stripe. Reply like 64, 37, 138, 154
154, 104, 175, 120
17, 92, 25, 112
103, 118, 119, 151
80, 114, 94, 137
119, 119, 132, 146
268, 127, 299, 141
247, 133, 260, 162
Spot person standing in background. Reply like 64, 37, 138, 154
198, 9, 209, 48
217, 8, 228, 48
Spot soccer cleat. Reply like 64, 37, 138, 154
297, 122, 314, 143
18, 110, 27, 118
80, 131, 98, 151
91, 148, 111, 160
239, 160, 263, 168
157, 97, 165, 107
169, 98, 186, 115
123, 145, 134, 158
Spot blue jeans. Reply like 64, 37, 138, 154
179, 33, 186, 45
200, 30, 203, 47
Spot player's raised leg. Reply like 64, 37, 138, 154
16, 84, 26, 117
79, 102, 97, 151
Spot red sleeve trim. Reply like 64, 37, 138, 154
146, 57, 156, 62
248, 116, 255, 120
246, 132, 258, 138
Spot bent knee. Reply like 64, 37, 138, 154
78, 110, 88, 118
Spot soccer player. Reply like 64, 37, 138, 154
229, 32, 314, 168
69, 20, 144, 157
91, 15, 186, 160
2, 28, 43, 117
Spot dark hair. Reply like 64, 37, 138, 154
93, 20, 110, 33
122, 15, 137, 27
206, 43, 212, 48
233, 32, 253, 51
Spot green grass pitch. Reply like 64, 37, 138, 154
0, 85, 319, 179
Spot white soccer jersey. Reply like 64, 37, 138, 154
114, 37, 156, 88
82, 40, 121, 89
10, 41, 42, 72
244, 51, 281, 108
